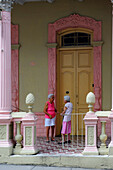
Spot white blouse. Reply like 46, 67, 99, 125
63, 102, 73, 122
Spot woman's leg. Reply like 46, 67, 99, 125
51, 125, 55, 140
62, 134, 65, 142
58, 134, 65, 144
46, 126, 50, 141
68, 133, 70, 140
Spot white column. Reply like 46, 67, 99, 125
0, 11, 11, 113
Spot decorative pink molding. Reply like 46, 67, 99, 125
11, 50, 19, 112
48, 14, 102, 110
11, 25, 19, 45
11, 24, 19, 112
48, 48, 56, 104
94, 46, 102, 111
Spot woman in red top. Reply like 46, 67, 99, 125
43, 94, 57, 142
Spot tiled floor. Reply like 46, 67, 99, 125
37, 136, 111, 155
37, 136, 85, 155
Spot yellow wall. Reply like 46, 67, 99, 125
11, 0, 112, 112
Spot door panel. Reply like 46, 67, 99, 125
56, 51, 76, 135
56, 48, 93, 136
77, 50, 93, 135
78, 71, 90, 105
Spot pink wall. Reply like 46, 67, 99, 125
35, 113, 46, 137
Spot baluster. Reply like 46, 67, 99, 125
99, 121, 108, 155
13, 121, 22, 154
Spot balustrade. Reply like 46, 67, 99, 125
0, 91, 113, 156
11, 93, 38, 155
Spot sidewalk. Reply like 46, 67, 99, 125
0, 165, 107, 170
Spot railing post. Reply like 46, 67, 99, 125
82, 92, 98, 155
108, 113, 113, 155
20, 93, 39, 155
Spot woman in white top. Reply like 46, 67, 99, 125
58, 95, 73, 144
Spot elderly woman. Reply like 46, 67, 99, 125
43, 94, 57, 142
58, 95, 73, 144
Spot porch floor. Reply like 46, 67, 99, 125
37, 136, 111, 155
37, 136, 85, 155
0, 137, 112, 169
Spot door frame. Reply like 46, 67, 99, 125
47, 14, 102, 111
56, 47, 93, 135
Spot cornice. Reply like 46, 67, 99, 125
0, 0, 55, 10
11, 44, 21, 50
92, 41, 104, 47
0, 0, 15, 12
46, 43, 57, 48
15, 0, 55, 5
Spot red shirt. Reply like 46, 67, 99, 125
45, 101, 55, 119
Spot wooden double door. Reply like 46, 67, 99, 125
56, 47, 94, 136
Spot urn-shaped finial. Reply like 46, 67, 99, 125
26, 93, 35, 113
86, 92, 95, 112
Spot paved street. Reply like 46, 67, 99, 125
0, 164, 110, 170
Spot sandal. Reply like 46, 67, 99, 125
46, 140, 50, 143
65, 140, 71, 144
58, 141, 66, 145
51, 138, 55, 141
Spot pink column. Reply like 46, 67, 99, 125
0, 11, 11, 114
0, 11, 13, 156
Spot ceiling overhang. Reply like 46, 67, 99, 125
15, 0, 55, 5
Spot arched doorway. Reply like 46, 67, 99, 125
47, 14, 102, 136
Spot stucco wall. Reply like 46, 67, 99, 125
11, 0, 112, 112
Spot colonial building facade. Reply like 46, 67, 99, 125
0, 0, 113, 168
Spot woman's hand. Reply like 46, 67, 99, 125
61, 107, 67, 116
49, 114, 52, 119
61, 112, 64, 116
